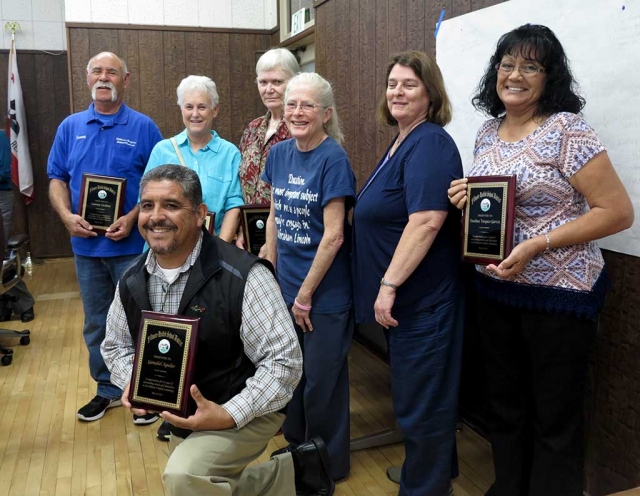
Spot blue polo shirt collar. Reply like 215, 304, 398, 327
174, 129, 221, 153
85, 102, 130, 126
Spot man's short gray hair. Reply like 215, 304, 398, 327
176, 75, 219, 108
86, 52, 128, 75
140, 165, 203, 210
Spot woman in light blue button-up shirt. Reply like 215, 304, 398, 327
144, 75, 243, 241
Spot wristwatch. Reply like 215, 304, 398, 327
380, 278, 398, 290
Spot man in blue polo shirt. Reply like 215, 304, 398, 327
48, 52, 162, 423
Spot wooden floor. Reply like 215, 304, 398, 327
0, 258, 495, 496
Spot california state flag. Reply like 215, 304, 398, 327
7, 38, 34, 203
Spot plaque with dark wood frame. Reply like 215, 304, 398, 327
462, 175, 516, 265
129, 311, 200, 418
203, 211, 216, 235
240, 204, 270, 255
79, 173, 126, 233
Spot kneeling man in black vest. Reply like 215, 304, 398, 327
101, 164, 334, 496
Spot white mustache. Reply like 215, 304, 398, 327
91, 81, 118, 102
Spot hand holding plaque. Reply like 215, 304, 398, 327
462, 175, 516, 265
129, 311, 200, 417
79, 173, 126, 233
240, 204, 270, 255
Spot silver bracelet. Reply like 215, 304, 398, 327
544, 233, 551, 252
380, 278, 398, 290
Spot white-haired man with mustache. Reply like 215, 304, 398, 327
47, 52, 162, 424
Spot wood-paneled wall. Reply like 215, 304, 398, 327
0, 50, 72, 259
2, 25, 273, 259
67, 26, 274, 145
314, 1, 640, 494
587, 250, 640, 496
315, 0, 501, 190
0, 26, 274, 259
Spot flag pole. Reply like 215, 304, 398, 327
4, 20, 19, 39
5, 22, 19, 135
5, 23, 18, 126
5, 23, 19, 77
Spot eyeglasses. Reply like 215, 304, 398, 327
285, 101, 326, 112
495, 62, 545, 76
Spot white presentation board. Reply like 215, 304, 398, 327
437, 0, 640, 256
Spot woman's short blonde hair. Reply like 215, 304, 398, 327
376, 51, 452, 127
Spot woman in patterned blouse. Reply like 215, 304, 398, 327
448, 24, 633, 496
236, 49, 300, 250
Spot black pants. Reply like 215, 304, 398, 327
478, 298, 596, 496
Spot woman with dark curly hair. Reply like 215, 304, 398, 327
448, 24, 633, 496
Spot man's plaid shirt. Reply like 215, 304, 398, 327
101, 234, 302, 428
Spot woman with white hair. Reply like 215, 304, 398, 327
144, 75, 243, 241
239, 48, 300, 205
263, 72, 356, 486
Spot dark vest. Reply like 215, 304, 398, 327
119, 230, 274, 415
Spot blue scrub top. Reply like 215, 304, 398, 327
47, 103, 162, 257
144, 130, 244, 234
352, 122, 463, 323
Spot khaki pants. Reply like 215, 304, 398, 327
163, 412, 295, 496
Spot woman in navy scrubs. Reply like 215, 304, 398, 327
352, 51, 463, 496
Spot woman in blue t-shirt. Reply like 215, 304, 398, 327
263, 72, 356, 484
352, 51, 464, 496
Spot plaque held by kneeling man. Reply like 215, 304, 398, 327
129, 311, 199, 418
